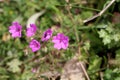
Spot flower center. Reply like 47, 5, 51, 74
16, 28, 20, 32
59, 37, 63, 43
44, 33, 47, 38
34, 43, 39, 47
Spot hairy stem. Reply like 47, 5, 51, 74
83, 0, 116, 23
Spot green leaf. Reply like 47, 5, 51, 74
7, 58, 22, 73
80, 11, 93, 20
98, 29, 112, 45
116, 49, 120, 59
88, 55, 102, 72
103, 35, 111, 45
83, 41, 90, 50
98, 29, 107, 38
113, 34, 120, 42
116, 0, 120, 2
115, 77, 120, 80
21, 71, 34, 80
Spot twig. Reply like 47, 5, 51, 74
100, 72, 104, 80
83, 0, 116, 23
57, 4, 101, 12
80, 62, 90, 80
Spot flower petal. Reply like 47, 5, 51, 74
41, 29, 52, 41
26, 24, 37, 37
61, 42, 67, 49
54, 43, 61, 50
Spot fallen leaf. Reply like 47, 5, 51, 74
26, 10, 46, 28
61, 54, 86, 80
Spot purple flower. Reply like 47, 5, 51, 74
9, 22, 22, 38
26, 24, 37, 37
31, 68, 37, 73
29, 39, 40, 52
52, 33, 69, 50
42, 29, 53, 41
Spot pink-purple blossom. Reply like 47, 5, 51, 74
52, 33, 69, 50
29, 39, 40, 52
9, 22, 22, 38
26, 24, 37, 37
31, 68, 37, 73
41, 29, 53, 41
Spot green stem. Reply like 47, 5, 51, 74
56, 4, 101, 12
66, 4, 81, 54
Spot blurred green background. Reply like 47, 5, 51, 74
0, 0, 120, 80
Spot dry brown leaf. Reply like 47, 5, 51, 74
26, 10, 46, 28
2, 33, 11, 42
61, 54, 86, 80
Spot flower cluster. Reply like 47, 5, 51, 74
9, 21, 69, 52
